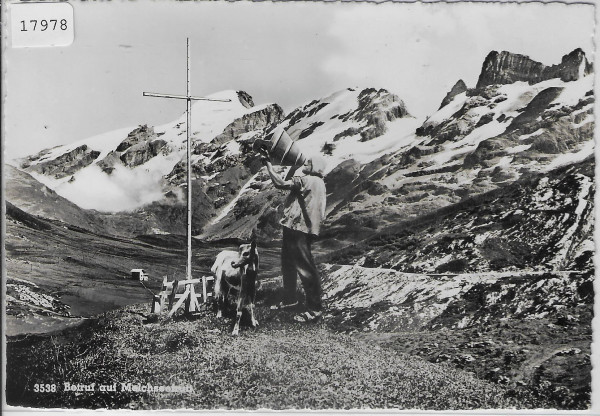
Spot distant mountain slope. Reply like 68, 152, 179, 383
5, 165, 107, 234
5, 163, 209, 237
327, 156, 594, 274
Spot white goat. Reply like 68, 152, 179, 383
211, 242, 259, 335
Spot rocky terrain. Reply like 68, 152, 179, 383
328, 157, 594, 274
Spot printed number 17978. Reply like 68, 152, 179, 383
20, 19, 68, 32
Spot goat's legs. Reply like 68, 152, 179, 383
214, 271, 224, 318
216, 296, 224, 318
232, 296, 243, 336
249, 302, 259, 327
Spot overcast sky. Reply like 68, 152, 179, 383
3, 0, 595, 159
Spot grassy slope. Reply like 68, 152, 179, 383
6, 303, 545, 410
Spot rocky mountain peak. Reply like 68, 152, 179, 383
476, 51, 545, 88
556, 48, 593, 81
439, 79, 468, 109
237, 91, 255, 108
476, 49, 592, 89
354, 88, 411, 141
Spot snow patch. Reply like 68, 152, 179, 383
551, 75, 593, 107
519, 129, 545, 141
505, 144, 532, 154
209, 172, 259, 226
544, 140, 594, 171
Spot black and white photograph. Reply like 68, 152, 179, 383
2, 0, 597, 411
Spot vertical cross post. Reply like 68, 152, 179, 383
186, 38, 192, 281
143, 38, 230, 282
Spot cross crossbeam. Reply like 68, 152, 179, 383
142, 92, 231, 102
143, 38, 230, 282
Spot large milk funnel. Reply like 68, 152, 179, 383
260, 127, 307, 167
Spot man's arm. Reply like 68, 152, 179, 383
264, 160, 295, 190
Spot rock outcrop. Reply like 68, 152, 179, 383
237, 90, 255, 109
323, 265, 592, 332
330, 88, 411, 142
439, 79, 468, 109
212, 104, 285, 145
116, 124, 157, 152
23, 145, 100, 179
120, 139, 168, 168
95, 151, 122, 174
94, 124, 169, 171
476, 49, 593, 89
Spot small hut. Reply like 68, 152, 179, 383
130, 269, 149, 281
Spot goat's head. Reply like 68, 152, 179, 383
232, 241, 258, 269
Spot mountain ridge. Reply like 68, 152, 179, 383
476, 48, 592, 89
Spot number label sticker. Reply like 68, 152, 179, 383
9, 2, 74, 48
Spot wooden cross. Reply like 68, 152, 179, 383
143, 38, 230, 283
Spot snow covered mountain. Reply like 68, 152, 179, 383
320, 49, 594, 237
278, 87, 419, 169
205, 49, 593, 242
10, 86, 421, 237
200, 87, 421, 240
8, 49, 593, 242
9, 91, 285, 235
16, 90, 283, 213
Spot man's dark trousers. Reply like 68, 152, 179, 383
281, 227, 322, 311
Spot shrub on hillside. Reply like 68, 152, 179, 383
435, 258, 469, 273
322, 142, 335, 155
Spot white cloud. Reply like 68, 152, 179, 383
55, 164, 165, 212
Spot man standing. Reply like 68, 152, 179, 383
261, 149, 327, 322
